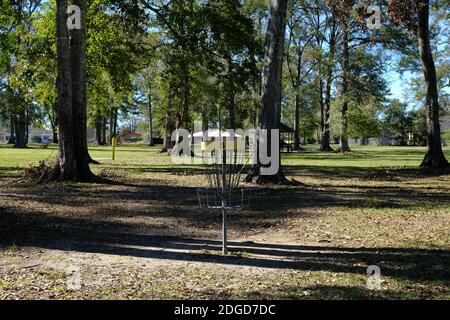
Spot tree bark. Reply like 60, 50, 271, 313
53, 0, 75, 180
25, 108, 29, 143
319, 77, 324, 143
320, 19, 336, 152
225, 55, 236, 129
109, 113, 114, 144
49, 0, 94, 181
101, 118, 107, 145
50, 103, 58, 144
246, 0, 289, 184
7, 114, 16, 144
340, 26, 352, 153
162, 107, 175, 153
71, 0, 93, 178
14, 109, 27, 148
95, 113, 103, 145
417, 0, 449, 168
292, 46, 304, 152
148, 92, 154, 146
53, 128, 58, 144
293, 91, 302, 151
179, 60, 190, 130
108, 109, 118, 144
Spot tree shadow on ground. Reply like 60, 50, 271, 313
0, 208, 448, 287
2, 177, 449, 213
283, 165, 450, 180
258, 284, 410, 300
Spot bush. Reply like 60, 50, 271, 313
24, 159, 56, 182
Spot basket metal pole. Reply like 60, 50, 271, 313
221, 134, 228, 255
222, 206, 227, 255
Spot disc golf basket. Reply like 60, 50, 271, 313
195, 130, 252, 255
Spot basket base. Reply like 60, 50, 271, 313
197, 188, 252, 210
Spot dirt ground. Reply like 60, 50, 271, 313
0, 166, 449, 300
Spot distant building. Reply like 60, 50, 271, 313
441, 117, 450, 133
0, 132, 9, 143
442, 117, 450, 146
0, 128, 97, 144
29, 130, 53, 144
120, 130, 144, 143
87, 128, 96, 144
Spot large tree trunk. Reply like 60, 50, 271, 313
320, 19, 336, 152
70, 0, 93, 177
340, 26, 351, 153
7, 114, 16, 145
49, 0, 94, 181
417, 0, 449, 168
14, 109, 27, 148
246, 0, 289, 184
53, 0, 75, 179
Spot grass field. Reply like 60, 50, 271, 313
1, 143, 449, 176
0, 144, 449, 300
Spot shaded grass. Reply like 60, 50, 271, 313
0, 143, 449, 300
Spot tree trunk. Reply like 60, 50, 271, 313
111, 108, 118, 141
53, 128, 58, 144
148, 92, 154, 146
49, 0, 94, 182
321, 73, 334, 151
101, 118, 107, 145
293, 47, 304, 152
53, 0, 75, 180
340, 26, 352, 153
226, 55, 236, 129
320, 19, 336, 152
25, 108, 29, 143
14, 109, 27, 148
95, 113, 103, 145
107, 110, 118, 144
71, 0, 93, 177
227, 89, 236, 130
179, 60, 190, 130
319, 77, 324, 143
7, 114, 16, 144
49, 103, 58, 143
293, 91, 302, 151
246, 0, 289, 185
162, 107, 175, 153
417, 0, 449, 168
109, 113, 114, 145
201, 107, 209, 132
